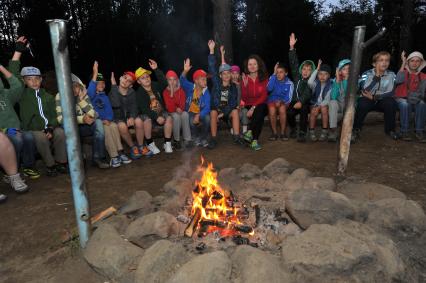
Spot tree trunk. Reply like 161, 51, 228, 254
400, 0, 414, 53
212, 0, 233, 62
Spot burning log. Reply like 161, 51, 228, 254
235, 225, 254, 234
200, 219, 227, 228
184, 208, 202, 237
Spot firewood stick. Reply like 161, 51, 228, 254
90, 206, 117, 224
184, 208, 202, 237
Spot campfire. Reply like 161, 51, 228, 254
184, 157, 255, 239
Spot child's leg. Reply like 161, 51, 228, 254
328, 100, 339, 130
104, 123, 118, 158
110, 122, 123, 152
181, 112, 192, 141
278, 103, 287, 135
268, 103, 278, 135
210, 110, 219, 138
321, 106, 329, 129
135, 117, 146, 146
164, 115, 173, 139
117, 121, 134, 147
171, 113, 181, 141
309, 106, 320, 129
230, 109, 240, 135
142, 118, 152, 144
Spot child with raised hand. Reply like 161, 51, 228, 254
180, 58, 211, 147
307, 59, 332, 142
162, 70, 192, 149
208, 40, 243, 148
88, 61, 131, 168
328, 59, 351, 142
287, 32, 315, 143
267, 62, 294, 141
109, 70, 146, 159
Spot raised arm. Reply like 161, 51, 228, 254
220, 45, 226, 65
288, 33, 299, 81
208, 40, 221, 90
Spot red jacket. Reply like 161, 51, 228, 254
162, 87, 186, 113
241, 76, 268, 106
395, 70, 426, 98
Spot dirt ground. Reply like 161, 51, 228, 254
1, 115, 426, 283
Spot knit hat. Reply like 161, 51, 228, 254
166, 70, 178, 79
135, 67, 152, 80
337, 59, 351, 71
298, 60, 316, 74
319, 64, 332, 75
96, 73, 104, 82
193, 69, 207, 81
219, 64, 232, 73
123, 71, 136, 81
231, 65, 240, 73
406, 51, 426, 73
21, 66, 41, 77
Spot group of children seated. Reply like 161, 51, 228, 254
0, 33, 425, 203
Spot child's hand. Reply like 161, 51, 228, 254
208, 40, 215, 54
83, 114, 95, 125
176, 107, 183, 113
93, 61, 98, 74
242, 73, 248, 86
274, 62, 279, 74
220, 45, 225, 55
111, 72, 117, 85
193, 114, 200, 125
335, 68, 340, 83
183, 58, 192, 73
289, 33, 297, 50
156, 116, 165, 125
293, 102, 302, 109
401, 51, 406, 63
127, 117, 135, 127
317, 59, 322, 70
15, 36, 29, 53
148, 59, 158, 70
362, 90, 373, 100
247, 107, 255, 118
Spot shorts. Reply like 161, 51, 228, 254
140, 112, 169, 127
267, 100, 289, 108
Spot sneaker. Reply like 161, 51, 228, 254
173, 140, 182, 150
401, 132, 412, 142
269, 134, 278, 141
194, 138, 202, 147
243, 130, 253, 143
119, 153, 132, 164
328, 131, 338, 143
280, 134, 289, 141
415, 132, 426, 143
94, 159, 110, 169
46, 166, 58, 177
351, 129, 361, 143
184, 140, 194, 149
201, 139, 209, 147
0, 194, 7, 204
5, 173, 29, 194
319, 129, 328, 142
289, 129, 297, 139
250, 140, 262, 151
207, 138, 218, 149
309, 129, 317, 142
22, 168, 41, 179
110, 157, 121, 168
147, 142, 161, 155
233, 135, 245, 145
164, 142, 173, 153
140, 146, 154, 157
387, 131, 401, 140
130, 146, 142, 159
55, 163, 68, 174
297, 132, 307, 143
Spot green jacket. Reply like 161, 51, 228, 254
135, 69, 168, 120
20, 88, 58, 131
0, 75, 24, 129
289, 49, 315, 105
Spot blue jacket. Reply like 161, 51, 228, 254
208, 54, 238, 111
180, 75, 211, 118
359, 69, 396, 100
87, 80, 114, 121
267, 75, 293, 104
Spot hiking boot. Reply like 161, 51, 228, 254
46, 166, 58, 177
328, 130, 338, 142
250, 140, 262, 151
22, 167, 41, 179
415, 132, 426, 143
55, 163, 68, 174
289, 129, 297, 139
110, 157, 121, 168
387, 131, 400, 140
280, 134, 289, 141
297, 132, 307, 143
401, 132, 412, 142
164, 142, 173, 153
130, 146, 142, 159
147, 142, 161, 155
5, 173, 29, 194
269, 134, 278, 141
94, 159, 110, 169
0, 194, 7, 204
319, 129, 328, 142
243, 130, 253, 143
119, 153, 132, 164
309, 129, 317, 142
207, 138, 218, 149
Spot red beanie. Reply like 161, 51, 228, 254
166, 70, 178, 79
123, 71, 136, 82
193, 69, 207, 81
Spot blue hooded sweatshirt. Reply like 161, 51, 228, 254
180, 75, 211, 118
87, 80, 114, 121
267, 75, 294, 104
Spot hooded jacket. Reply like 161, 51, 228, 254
267, 75, 293, 104
109, 85, 138, 121
180, 75, 211, 118
87, 80, 114, 121
359, 69, 396, 100
395, 52, 426, 100
308, 69, 332, 106
162, 81, 186, 113
289, 49, 315, 105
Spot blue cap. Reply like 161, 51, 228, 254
337, 59, 351, 71
20, 66, 41, 77
219, 64, 232, 73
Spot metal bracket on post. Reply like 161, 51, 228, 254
46, 19, 91, 248
337, 26, 386, 176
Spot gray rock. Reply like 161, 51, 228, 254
119, 191, 153, 215
84, 223, 143, 282
262, 158, 290, 178
283, 168, 311, 192
167, 251, 232, 283
303, 177, 336, 192
237, 163, 262, 179
366, 198, 426, 239
218, 167, 244, 192
232, 245, 290, 283
100, 214, 131, 235
285, 187, 356, 229
135, 240, 191, 283
339, 182, 406, 201
162, 178, 193, 197
125, 211, 181, 248
281, 223, 404, 282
